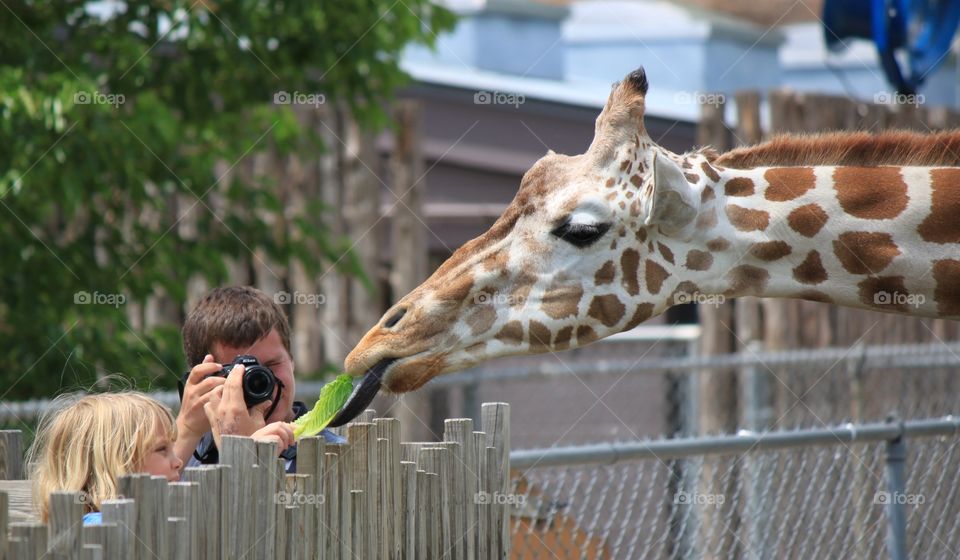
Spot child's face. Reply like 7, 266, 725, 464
142, 424, 183, 482
212, 328, 296, 424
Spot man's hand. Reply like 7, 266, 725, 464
174, 354, 227, 464
252, 422, 296, 454
202, 363, 274, 450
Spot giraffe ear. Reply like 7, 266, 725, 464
645, 151, 698, 234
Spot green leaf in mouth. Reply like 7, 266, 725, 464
292, 374, 355, 439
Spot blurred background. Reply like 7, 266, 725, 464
4, 1, 960, 557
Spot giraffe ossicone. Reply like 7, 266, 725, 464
340, 66, 960, 411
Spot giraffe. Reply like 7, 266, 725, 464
331, 66, 960, 423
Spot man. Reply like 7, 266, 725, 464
174, 286, 344, 472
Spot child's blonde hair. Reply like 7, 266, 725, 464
28, 391, 177, 522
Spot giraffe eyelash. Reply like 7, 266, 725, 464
550, 221, 611, 248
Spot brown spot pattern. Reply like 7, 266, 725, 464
588, 295, 626, 327
787, 203, 829, 237
670, 281, 701, 305
832, 232, 901, 274
859, 276, 909, 312
933, 259, 960, 316
621, 249, 641, 296
605, 178, 615, 188
636, 229, 648, 243
684, 173, 700, 183
466, 304, 497, 336
512, 273, 537, 308
765, 167, 815, 201
576, 325, 598, 345
700, 161, 721, 182
494, 320, 524, 345
554, 325, 574, 349
724, 177, 755, 197
657, 243, 675, 264
541, 283, 584, 320
630, 175, 643, 188
685, 250, 713, 271
834, 167, 909, 219
725, 205, 770, 231
749, 240, 792, 261
706, 237, 730, 251
727, 265, 770, 295
792, 250, 827, 285
645, 260, 670, 294
435, 273, 474, 302
696, 208, 718, 230
701, 186, 716, 203
918, 169, 960, 243
595, 260, 615, 286
529, 320, 552, 347
482, 251, 508, 275
624, 303, 655, 330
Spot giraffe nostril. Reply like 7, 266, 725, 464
383, 307, 407, 329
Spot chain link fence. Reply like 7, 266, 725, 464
507, 418, 960, 559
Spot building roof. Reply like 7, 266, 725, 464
401, 59, 702, 122
534, 0, 824, 27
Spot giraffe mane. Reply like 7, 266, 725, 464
714, 129, 960, 169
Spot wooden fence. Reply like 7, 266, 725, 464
0, 403, 511, 559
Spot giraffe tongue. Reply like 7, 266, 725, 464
326, 358, 394, 428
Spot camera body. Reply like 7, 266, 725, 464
213, 355, 277, 408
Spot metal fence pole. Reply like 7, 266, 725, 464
883, 419, 908, 560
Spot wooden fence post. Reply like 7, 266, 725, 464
0, 432, 22, 481
100, 499, 135, 560
47, 492, 82, 560
10, 521, 46, 559
482, 403, 510, 559
445, 418, 476, 560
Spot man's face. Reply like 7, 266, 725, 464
212, 328, 295, 424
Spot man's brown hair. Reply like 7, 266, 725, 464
182, 286, 292, 366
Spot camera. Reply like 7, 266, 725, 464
212, 355, 277, 408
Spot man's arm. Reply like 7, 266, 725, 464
174, 354, 226, 465
201, 363, 274, 451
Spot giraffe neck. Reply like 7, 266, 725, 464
668, 161, 960, 318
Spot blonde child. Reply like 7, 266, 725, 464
28, 391, 183, 524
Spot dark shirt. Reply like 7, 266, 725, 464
185, 401, 346, 473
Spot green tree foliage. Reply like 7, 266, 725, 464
0, 1, 455, 398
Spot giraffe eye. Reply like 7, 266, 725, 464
550, 221, 611, 248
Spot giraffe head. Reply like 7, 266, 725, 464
338, 67, 706, 415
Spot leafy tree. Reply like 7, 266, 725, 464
0, 1, 455, 399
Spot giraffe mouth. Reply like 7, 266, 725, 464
326, 358, 396, 428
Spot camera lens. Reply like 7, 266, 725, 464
243, 366, 276, 406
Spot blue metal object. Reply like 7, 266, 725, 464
823, 0, 960, 94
